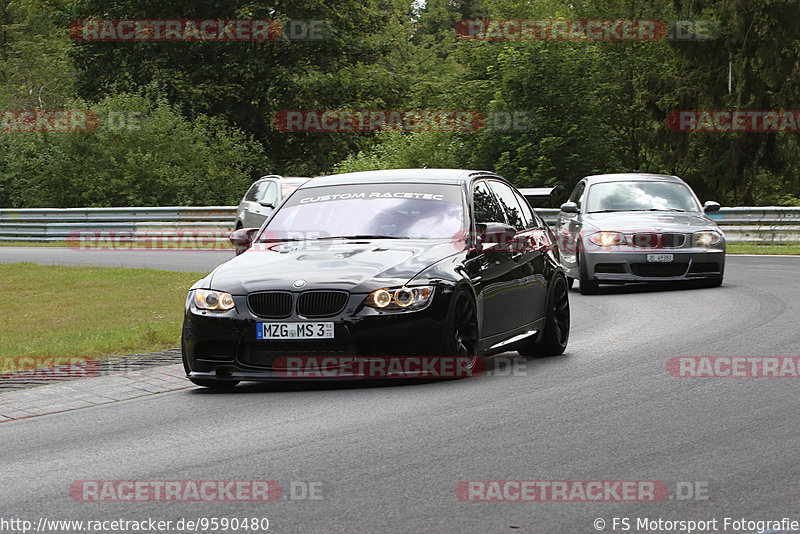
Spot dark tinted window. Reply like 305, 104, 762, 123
473, 180, 505, 224
488, 180, 526, 230
513, 190, 538, 228
569, 182, 585, 209
244, 181, 266, 202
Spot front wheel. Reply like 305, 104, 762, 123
518, 274, 570, 357
697, 276, 723, 288
442, 288, 480, 372
578, 249, 599, 295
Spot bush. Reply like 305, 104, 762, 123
0, 92, 269, 207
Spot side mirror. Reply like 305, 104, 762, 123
259, 200, 275, 208
560, 201, 579, 214
476, 222, 517, 253
703, 201, 720, 213
230, 228, 259, 255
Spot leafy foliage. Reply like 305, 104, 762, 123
1, 0, 799, 207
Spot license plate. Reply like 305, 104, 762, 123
647, 253, 674, 263
257, 322, 334, 340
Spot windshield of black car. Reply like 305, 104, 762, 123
586, 181, 701, 213
260, 183, 464, 240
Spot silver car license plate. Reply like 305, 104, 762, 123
647, 253, 674, 263
257, 322, 334, 339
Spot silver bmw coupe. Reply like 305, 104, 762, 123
556, 173, 725, 294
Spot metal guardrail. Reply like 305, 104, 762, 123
0, 207, 236, 242
0, 206, 798, 243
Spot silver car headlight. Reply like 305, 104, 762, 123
587, 231, 627, 247
693, 230, 724, 247
193, 289, 236, 311
364, 286, 434, 311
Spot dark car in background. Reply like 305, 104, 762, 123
234, 175, 310, 229
183, 169, 570, 388
556, 173, 725, 294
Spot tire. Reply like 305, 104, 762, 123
566, 277, 575, 289
578, 249, 599, 295
698, 276, 723, 288
518, 274, 570, 357
441, 288, 480, 373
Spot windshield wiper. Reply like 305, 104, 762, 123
587, 209, 627, 213
590, 208, 686, 213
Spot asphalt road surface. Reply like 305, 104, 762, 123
1, 255, 799, 533
0, 246, 234, 272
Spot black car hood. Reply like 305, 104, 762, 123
208, 239, 460, 294
583, 211, 718, 232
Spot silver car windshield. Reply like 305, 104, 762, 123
262, 183, 464, 240
586, 181, 700, 213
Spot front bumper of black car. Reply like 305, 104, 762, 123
182, 286, 456, 381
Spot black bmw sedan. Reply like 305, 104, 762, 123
182, 169, 570, 387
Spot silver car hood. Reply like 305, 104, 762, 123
583, 211, 719, 232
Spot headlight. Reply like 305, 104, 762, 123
365, 286, 434, 311
193, 289, 236, 311
588, 231, 626, 247
693, 230, 723, 247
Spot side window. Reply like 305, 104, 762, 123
488, 180, 526, 230
473, 180, 505, 224
244, 181, 263, 202
569, 182, 586, 209
512, 189, 537, 229
261, 181, 279, 206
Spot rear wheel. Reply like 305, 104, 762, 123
518, 274, 570, 357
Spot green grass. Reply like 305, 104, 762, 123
726, 243, 800, 255
0, 263, 204, 366
0, 240, 72, 247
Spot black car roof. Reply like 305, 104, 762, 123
301, 169, 498, 188
583, 173, 685, 184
